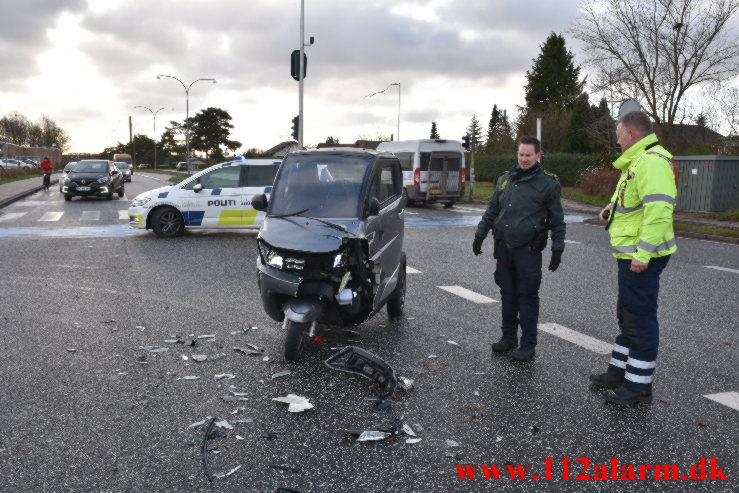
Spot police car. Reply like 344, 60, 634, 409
128, 158, 281, 238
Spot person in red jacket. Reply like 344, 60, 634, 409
40, 157, 53, 191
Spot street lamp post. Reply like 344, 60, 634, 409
134, 105, 170, 170
156, 74, 216, 175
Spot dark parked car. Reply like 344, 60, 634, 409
59, 162, 77, 192
253, 149, 406, 360
63, 160, 125, 201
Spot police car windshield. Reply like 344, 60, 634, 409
270, 155, 370, 218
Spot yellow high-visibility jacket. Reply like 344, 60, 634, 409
608, 133, 677, 263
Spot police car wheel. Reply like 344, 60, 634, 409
387, 253, 406, 320
284, 320, 308, 361
151, 207, 184, 238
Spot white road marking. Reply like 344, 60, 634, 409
538, 323, 612, 355
0, 212, 27, 222
453, 207, 483, 213
703, 392, 739, 412
118, 210, 129, 220
705, 265, 739, 275
564, 240, 581, 244
81, 211, 100, 221
121, 194, 130, 201
39, 212, 64, 222
438, 285, 497, 304
405, 211, 419, 215
406, 267, 422, 274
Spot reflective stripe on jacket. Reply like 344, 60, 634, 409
608, 133, 677, 263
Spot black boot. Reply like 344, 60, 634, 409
604, 386, 652, 405
589, 371, 624, 389
492, 334, 517, 353
510, 345, 535, 361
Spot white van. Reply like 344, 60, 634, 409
376, 139, 465, 207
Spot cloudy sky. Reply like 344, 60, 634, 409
1, 0, 735, 154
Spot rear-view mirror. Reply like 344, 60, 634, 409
193, 183, 203, 193
368, 197, 381, 216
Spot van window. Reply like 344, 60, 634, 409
395, 152, 414, 171
419, 152, 431, 171
370, 162, 400, 205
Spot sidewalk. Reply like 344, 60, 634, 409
0, 173, 59, 209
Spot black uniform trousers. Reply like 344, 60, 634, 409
494, 241, 542, 347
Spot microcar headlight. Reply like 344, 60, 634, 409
97, 177, 109, 184
267, 251, 284, 269
131, 196, 152, 207
333, 250, 348, 268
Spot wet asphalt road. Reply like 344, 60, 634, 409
0, 177, 737, 492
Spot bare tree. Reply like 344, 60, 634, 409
715, 86, 739, 136
571, 0, 739, 143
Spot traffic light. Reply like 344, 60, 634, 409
291, 115, 300, 140
291, 50, 307, 81
461, 134, 471, 151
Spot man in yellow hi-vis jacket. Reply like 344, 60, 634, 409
590, 111, 677, 405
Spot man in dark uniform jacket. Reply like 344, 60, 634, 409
473, 136, 566, 361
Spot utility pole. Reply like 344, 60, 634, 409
297, 0, 314, 149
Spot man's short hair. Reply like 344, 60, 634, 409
618, 111, 653, 136
518, 136, 541, 153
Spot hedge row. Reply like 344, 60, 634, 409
468, 152, 618, 187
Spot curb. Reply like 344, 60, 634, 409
0, 179, 59, 209
582, 218, 739, 244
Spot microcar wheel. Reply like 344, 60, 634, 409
284, 320, 308, 361
387, 253, 406, 320
64, 194, 72, 202
118, 183, 125, 198
151, 207, 184, 238
443, 201, 455, 208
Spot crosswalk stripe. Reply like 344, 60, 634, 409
538, 323, 612, 354
0, 212, 27, 222
39, 212, 64, 222
407, 267, 421, 274
438, 285, 496, 304
705, 265, 739, 275
703, 392, 739, 412
564, 240, 581, 244
118, 210, 129, 220
81, 211, 101, 221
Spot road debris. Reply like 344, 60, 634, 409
198, 334, 216, 340
222, 396, 248, 402
191, 354, 207, 362
231, 418, 253, 424
446, 440, 459, 448
261, 431, 279, 440
181, 355, 189, 361
402, 424, 417, 437
211, 353, 227, 361
136, 325, 145, 331
102, 319, 116, 324
272, 394, 314, 413
358, 430, 391, 441
213, 465, 241, 479
447, 340, 460, 346
271, 370, 292, 380
324, 346, 397, 400
201, 417, 217, 482
406, 438, 422, 444
215, 373, 236, 381
397, 376, 414, 392
66, 348, 77, 353
234, 344, 264, 355
178, 376, 201, 381
189, 419, 210, 428
140, 346, 168, 353
215, 419, 233, 430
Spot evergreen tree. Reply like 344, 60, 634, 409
524, 32, 584, 111
486, 106, 501, 146
564, 93, 593, 152
430, 121, 440, 139
466, 115, 483, 150
486, 105, 515, 154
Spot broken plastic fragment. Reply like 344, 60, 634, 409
178, 376, 201, 381
211, 353, 227, 361
473, 391, 480, 397
233, 344, 263, 355
222, 396, 249, 402
215, 420, 233, 430
261, 431, 279, 439
397, 376, 414, 392
428, 354, 437, 359
189, 419, 209, 428
405, 438, 422, 444
324, 346, 397, 399
198, 334, 216, 340
181, 355, 189, 361
191, 354, 207, 362
272, 394, 314, 413
213, 465, 241, 479
447, 340, 460, 346
263, 356, 269, 362
235, 435, 244, 440
446, 440, 459, 448
215, 373, 236, 380
164, 338, 181, 344
140, 345, 168, 353
231, 418, 253, 424
136, 326, 146, 331
102, 319, 116, 324
357, 431, 390, 442
373, 400, 394, 411
495, 436, 502, 442
230, 391, 248, 397
402, 424, 417, 437
271, 370, 292, 380
67, 348, 77, 353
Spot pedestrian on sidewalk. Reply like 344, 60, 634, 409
591, 111, 677, 405
472, 136, 566, 361
40, 157, 53, 192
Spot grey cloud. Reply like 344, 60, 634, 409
403, 108, 442, 123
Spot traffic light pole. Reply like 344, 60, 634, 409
298, 0, 304, 149
468, 141, 475, 202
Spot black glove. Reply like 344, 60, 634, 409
472, 236, 484, 256
548, 250, 562, 272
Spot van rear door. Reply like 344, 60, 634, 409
426, 151, 463, 199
